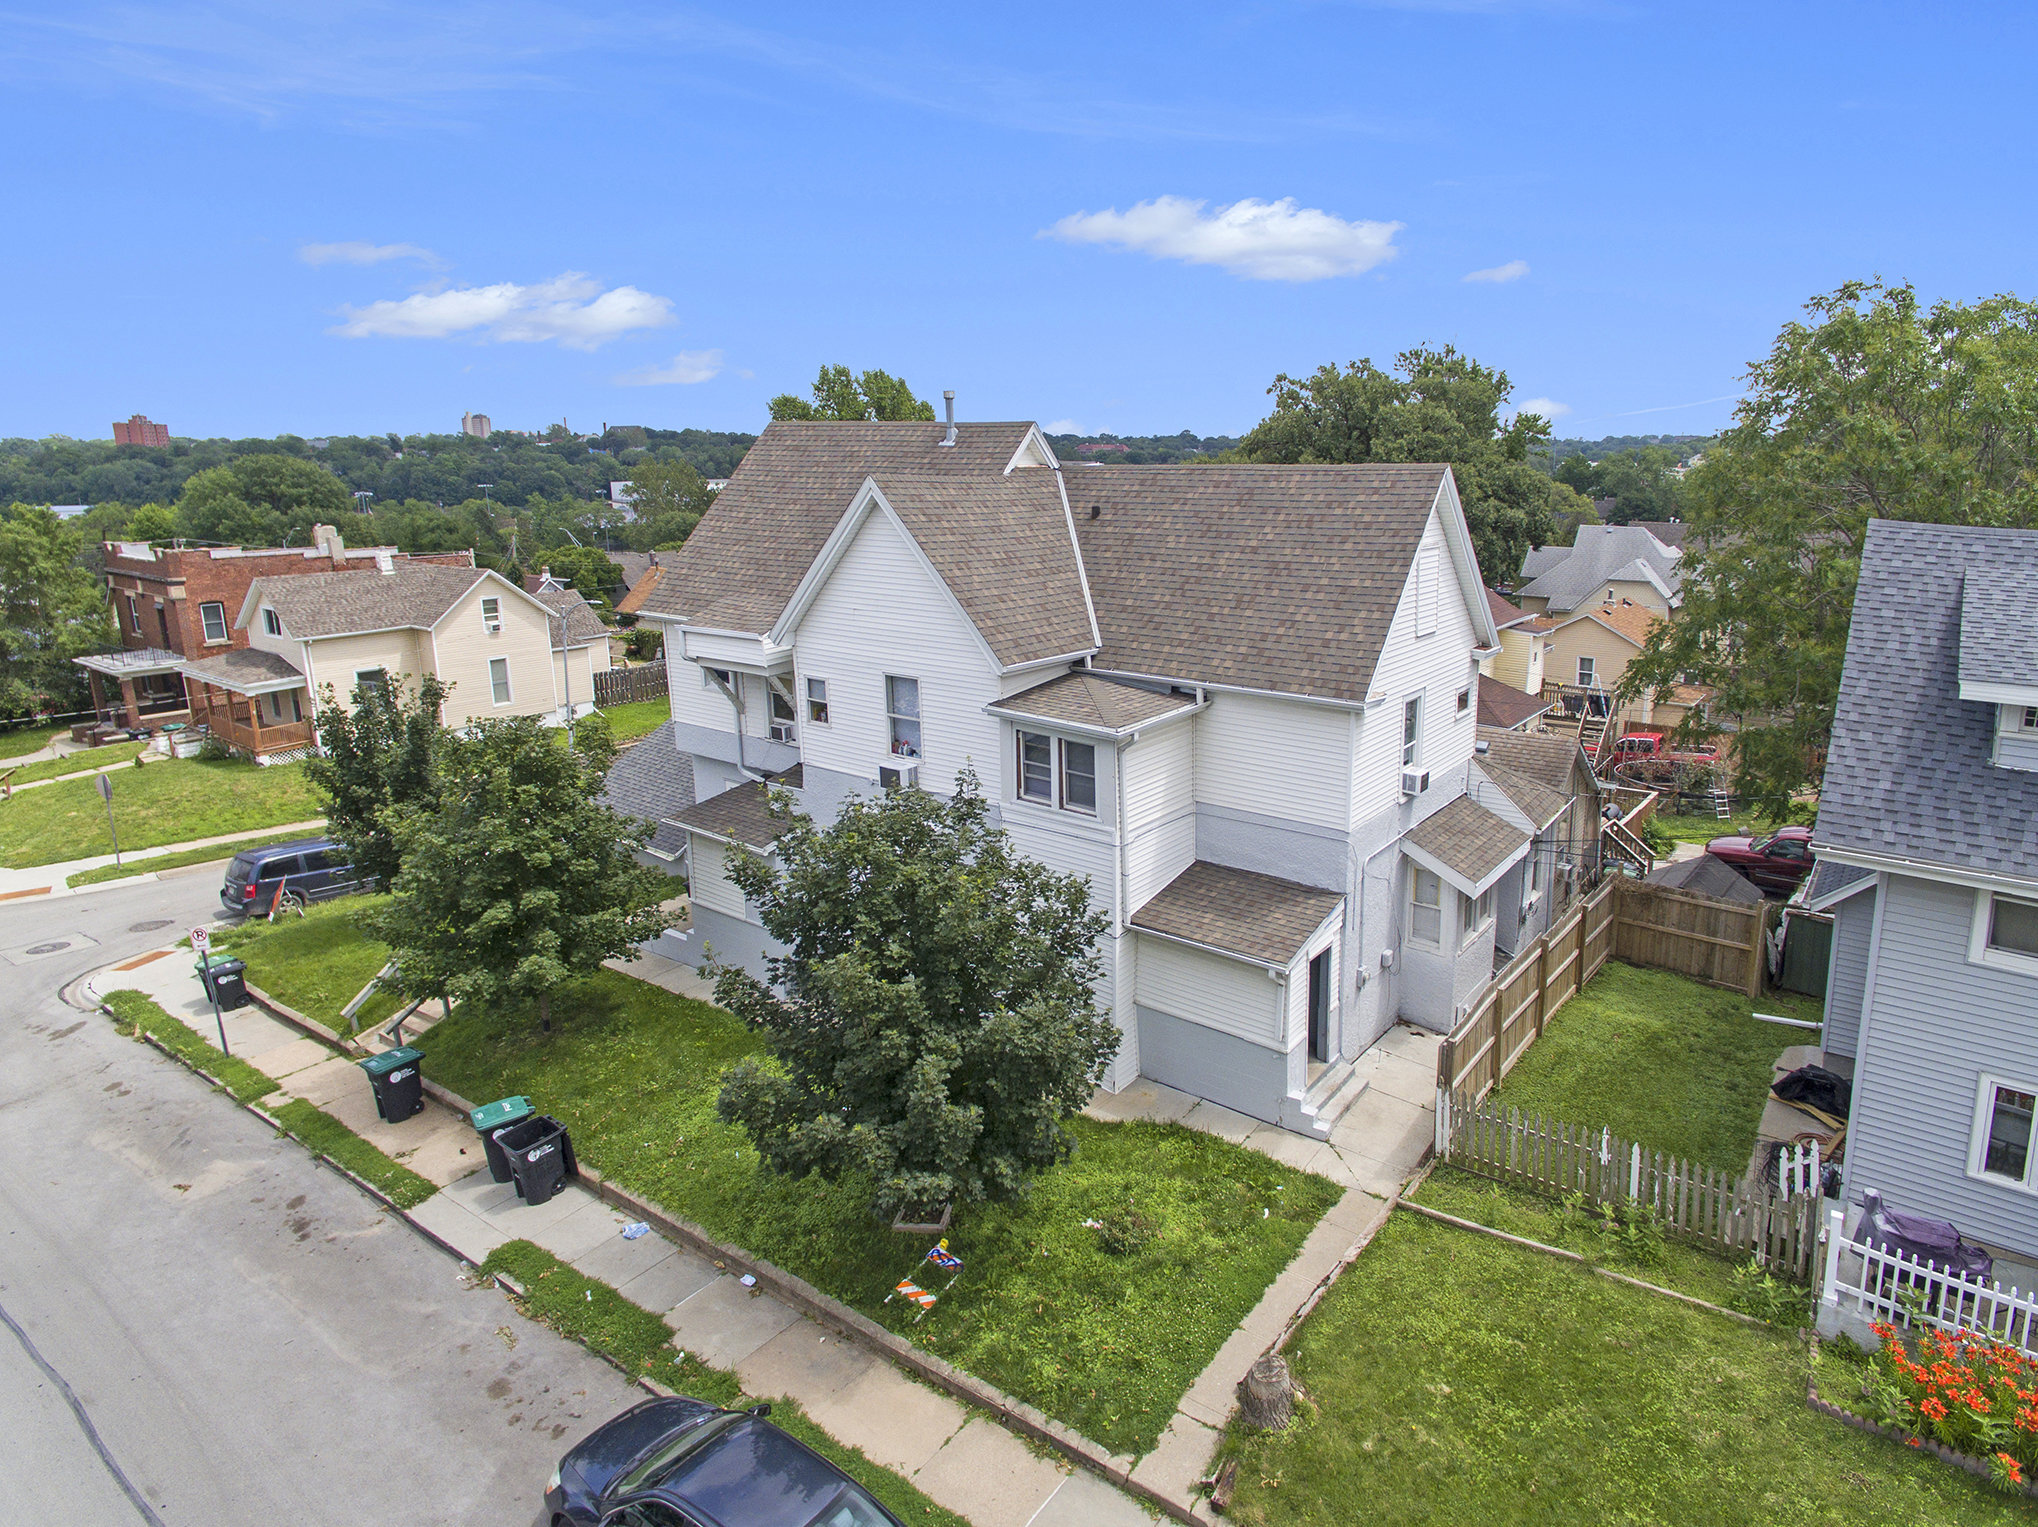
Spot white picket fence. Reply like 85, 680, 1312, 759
1775, 1141, 1820, 1200
1818, 1206, 2038, 1352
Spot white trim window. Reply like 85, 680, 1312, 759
886, 675, 921, 758
262, 607, 283, 637
481, 595, 502, 633
1017, 730, 1052, 803
1456, 687, 1471, 716
1577, 655, 1597, 688
2022, 705, 2038, 733
1970, 889, 2038, 974
199, 600, 229, 644
768, 686, 796, 744
127, 594, 142, 633
1402, 696, 1422, 769
489, 656, 512, 705
1410, 866, 1442, 945
1971, 1075, 2037, 1190
1458, 887, 1495, 948
354, 667, 388, 696
1060, 739, 1097, 814
702, 666, 732, 689
805, 677, 829, 725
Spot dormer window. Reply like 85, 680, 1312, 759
262, 607, 282, 636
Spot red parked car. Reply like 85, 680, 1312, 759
1704, 823, 1815, 895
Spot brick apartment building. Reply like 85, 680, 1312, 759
74, 524, 474, 737
112, 414, 170, 447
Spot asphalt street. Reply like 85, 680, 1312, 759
0, 871, 644, 1524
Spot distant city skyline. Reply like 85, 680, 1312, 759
4, 2, 2032, 444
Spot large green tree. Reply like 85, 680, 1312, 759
712, 776, 1118, 1222
768, 365, 937, 423
0, 504, 116, 719
302, 673, 451, 889
1553, 445, 1689, 525
1234, 345, 1577, 582
1620, 281, 2038, 815
175, 455, 354, 547
622, 459, 718, 549
363, 716, 677, 1028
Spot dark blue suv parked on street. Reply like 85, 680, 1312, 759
220, 837, 363, 916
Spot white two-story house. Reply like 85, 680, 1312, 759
634, 416, 1589, 1135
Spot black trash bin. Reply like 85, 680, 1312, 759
196, 957, 250, 1011
359, 1045, 425, 1123
496, 1114, 576, 1205
470, 1095, 535, 1184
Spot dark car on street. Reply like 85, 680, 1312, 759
219, 836, 363, 916
1703, 823, 1815, 896
541, 1397, 904, 1527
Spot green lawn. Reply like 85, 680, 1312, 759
1652, 810, 1773, 845
599, 698, 670, 744
218, 907, 1340, 1457
65, 828, 321, 888
1489, 961, 1823, 1173
2, 739, 147, 787
263, 1097, 436, 1208
0, 724, 64, 760
1213, 1210, 2018, 1527
208, 899, 401, 1031
0, 757, 320, 868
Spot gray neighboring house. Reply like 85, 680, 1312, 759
1514, 523, 1683, 617
1809, 518, 2038, 1277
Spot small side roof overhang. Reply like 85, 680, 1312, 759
986, 671, 1201, 739
1802, 858, 1877, 912
664, 775, 799, 852
1130, 860, 1343, 970
75, 647, 185, 678
177, 647, 307, 697
1403, 794, 1532, 897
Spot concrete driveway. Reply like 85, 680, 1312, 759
0, 877, 645, 1524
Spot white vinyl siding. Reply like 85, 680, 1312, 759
1283, 926, 1340, 1048
1194, 690, 1350, 832
687, 835, 748, 918
1135, 936, 1282, 1048
1123, 721, 1197, 913
1416, 543, 1440, 636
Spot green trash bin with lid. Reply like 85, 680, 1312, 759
360, 1045, 425, 1123
471, 1095, 535, 1183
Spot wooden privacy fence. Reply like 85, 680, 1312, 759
1611, 877, 1772, 997
1435, 878, 1617, 1099
594, 664, 669, 707
1437, 1093, 1821, 1279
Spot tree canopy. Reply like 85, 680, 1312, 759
1620, 280, 2038, 814
302, 673, 450, 889
0, 504, 117, 719
712, 777, 1118, 1222
1551, 446, 1689, 525
623, 458, 718, 549
768, 365, 938, 423
1234, 345, 1580, 582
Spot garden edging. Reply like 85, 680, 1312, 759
418, 1077, 1200, 1525
1806, 1360, 2038, 1499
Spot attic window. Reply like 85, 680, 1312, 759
1416, 545, 1440, 636
262, 607, 282, 637
481, 595, 501, 632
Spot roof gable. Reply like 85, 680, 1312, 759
238, 563, 490, 639
1516, 524, 1682, 613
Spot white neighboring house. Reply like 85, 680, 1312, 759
633, 418, 1599, 1135
172, 562, 609, 760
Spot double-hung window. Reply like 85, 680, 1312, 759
886, 675, 921, 757
489, 657, 512, 705
1017, 731, 1053, 802
1972, 890, 2038, 974
1458, 887, 1494, 948
1973, 1077, 2037, 1189
127, 594, 142, 633
481, 595, 501, 632
768, 687, 796, 743
354, 668, 388, 697
805, 677, 829, 725
1015, 730, 1095, 814
262, 607, 283, 636
200, 601, 228, 643
1061, 740, 1097, 813
1578, 655, 1597, 688
1402, 697, 1422, 769
1410, 867, 1441, 944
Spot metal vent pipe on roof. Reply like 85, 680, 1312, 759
940, 391, 956, 447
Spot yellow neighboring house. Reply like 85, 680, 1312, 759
1531, 597, 1707, 731
172, 561, 610, 761
1481, 587, 1548, 694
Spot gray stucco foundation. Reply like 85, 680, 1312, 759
649, 903, 787, 987
1136, 1003, 1291, 1125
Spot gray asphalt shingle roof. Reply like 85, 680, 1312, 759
1804, 859, 1874, 908
1475, 725, 1587, 796
1405, 794, 1531, 885
1957, 567, 2038, 692
1515, 524, 1681, 613
250, 564, 488, 638
1648, 853, 1764, 904
989, 671, 1195, 733
178, 647, 305, 694
603, 722, 696, 856
1815, 519, 2038, 884
1476, 678, 1551, 730
1130, 860, 1343, 967
1072, 463, 1448, 704
669, 780, 784, 851
534, 587, 608, 648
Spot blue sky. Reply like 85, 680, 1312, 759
4, 2, 2031, 443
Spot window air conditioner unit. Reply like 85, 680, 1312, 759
485, 620, 503, 636
769, 721, 795, 745
1401, 769, 1430, 799
878, 762, 918, 791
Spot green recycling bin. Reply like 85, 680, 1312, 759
359, 1045, 425, 1123
471, 1095, 535, 1183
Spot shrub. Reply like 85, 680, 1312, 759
1727, 1255, 1813, 1324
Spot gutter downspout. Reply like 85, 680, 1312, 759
707, 668, 767, 781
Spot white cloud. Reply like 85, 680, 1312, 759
614, 350, 726, 387
1463, 259, 1530, 284
1517, 397, 1570, 420
331, 273, 675, 351
1044, 196, 1401, 282
300, 240, 443, 268
1044, 419, 1083, 435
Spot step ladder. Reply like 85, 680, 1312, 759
1578, 712, 1609, 764
1711, 774, 1734, 819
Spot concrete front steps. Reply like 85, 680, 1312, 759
1295, 1058, 1369, 1138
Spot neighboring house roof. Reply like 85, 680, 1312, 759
1130, 860, 1343, 968
987, 671, 1195, 735
1550, 599, 1660, 649
603, 720, 695, 857
1814, 519, 2038, 885
1476, 678, 1551, 730
533, 588, 608, 648
668, 780, 784, 852
1648, 853, 1764, 904
637, 420, 1041, 634
245, 564, 488, 638
1472, 758, 1569, 831
607, 550, 656, 591
1803, 858, 1875, 911
1633, 520, 1689, 550
1476, 725, 1588, 796
75, 646, 183, 678
1485, 587, 1530, 628
1072, 463, 1450, 705
178, 646, 306, 696
1515, 524, 1682, 613
1955, 567, 2038, 696
615, 565, 666, 616
861, 471, 1095, 667
1404, 794, 1532, 893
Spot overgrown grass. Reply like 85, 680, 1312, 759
479, 1241, 973, 1527
101, 988, 281, 1103
0, 756, 320, 868
262, 1097, 437, 1208
1490, 961, 1823, 1173
0, 724, 64, 760
221, 905, 1339, 1456
1214, 1210, 2019, 1527
207, 899, 401, 1030
599, 699, 669, 744
1652, 800, 1816, 846
65, 828, 320, 888
2, 739, 147, 787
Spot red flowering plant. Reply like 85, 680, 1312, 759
1866, 1317, 2038, 1487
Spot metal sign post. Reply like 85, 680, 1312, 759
191, 925, 229, 1056
96, 772, 120, 870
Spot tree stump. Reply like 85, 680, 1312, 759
1239, 1353, 1294, 1430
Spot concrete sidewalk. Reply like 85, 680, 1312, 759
0, 818, 328, 900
